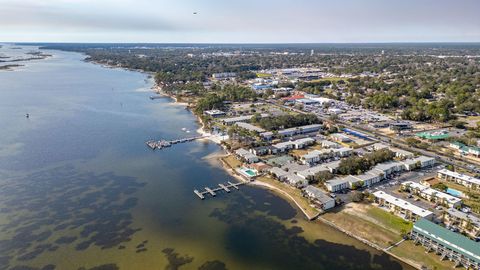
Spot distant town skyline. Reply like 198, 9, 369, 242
1, 0, 479, 43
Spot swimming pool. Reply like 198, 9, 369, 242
446, 188, 463, 198
243, 169, 257, 177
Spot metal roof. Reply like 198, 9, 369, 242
413, 218, 480, 263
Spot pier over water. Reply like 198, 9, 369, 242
145, 135, 208, 150
194, 181, 246, 200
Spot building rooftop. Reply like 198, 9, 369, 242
413, 218, 480, 263
438, 169, 480, 186
293, 137, 315, 144
373, 161, 403, 172
304, 185, 334, 204
222, 113, 268, 124
402, 181, 462, 205
269, 167, 288, 177
326, 177, 349, 187
236, 122, 265, 133
373, 191, 433, 218
446, 208, 480, 228
297, 165, 329, 178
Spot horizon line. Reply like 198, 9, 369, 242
4, 41, 480, 45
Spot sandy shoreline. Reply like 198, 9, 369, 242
151, 83, 420, 269
81, 59, 419, 269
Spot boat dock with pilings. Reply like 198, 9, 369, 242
194, 181, 246, 200
146, 135, 208, 150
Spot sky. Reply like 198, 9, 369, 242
1, 0, 479, 43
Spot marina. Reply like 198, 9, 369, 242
194, 181, 247, 200
145, 135, 207, 150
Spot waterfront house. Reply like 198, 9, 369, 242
269, 167, 289, 179
410, 219, 480, 270
303, 185, 335, 210
235, 148, 259, 163
284, 173, 308, 188
248, 162, 271, 173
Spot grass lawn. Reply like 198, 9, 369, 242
290, 149, 309, 158
222, 155, 243, 169
255, 176, 319, 218
390, 241, 454, 270
366, 207, 413, 233
323, 204, 403, 248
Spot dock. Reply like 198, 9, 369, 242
146, 135, 208, 150
194, 182, 246, 200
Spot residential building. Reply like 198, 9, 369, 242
449, 142, 480, 158
261, 124, 323, 140
331, 147, 353, 157
443, 208, 480, 238
301, 149, 332, 164
250, 146, 276, 156
272, 141, 294, 153
284, 173, 308, 188
292, 137, 315, 149
319, 140, 340, 149
389, 122, 412, 131
372, 191, 433, 221
325, 177, 350, 192
248, 162, 271, 173
234, 148, 259, 163
372, 161, 404, 176
325, 160, 341, 173
401, 156, 436, 170
303, 185, 335, 210
372, 143, 414, 159
330, 133, 352, 143
437, 169, 480, 190
204, 109, 226, 117
269, 167, 288, 179
221, 113, 268, 125
353, 170, 383, 187
235, 122, 265, 133
296, 165, 329, 180
401, 181, 462, 208
410, 218, 480, 270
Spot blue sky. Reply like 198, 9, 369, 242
1, 0, 479, 43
